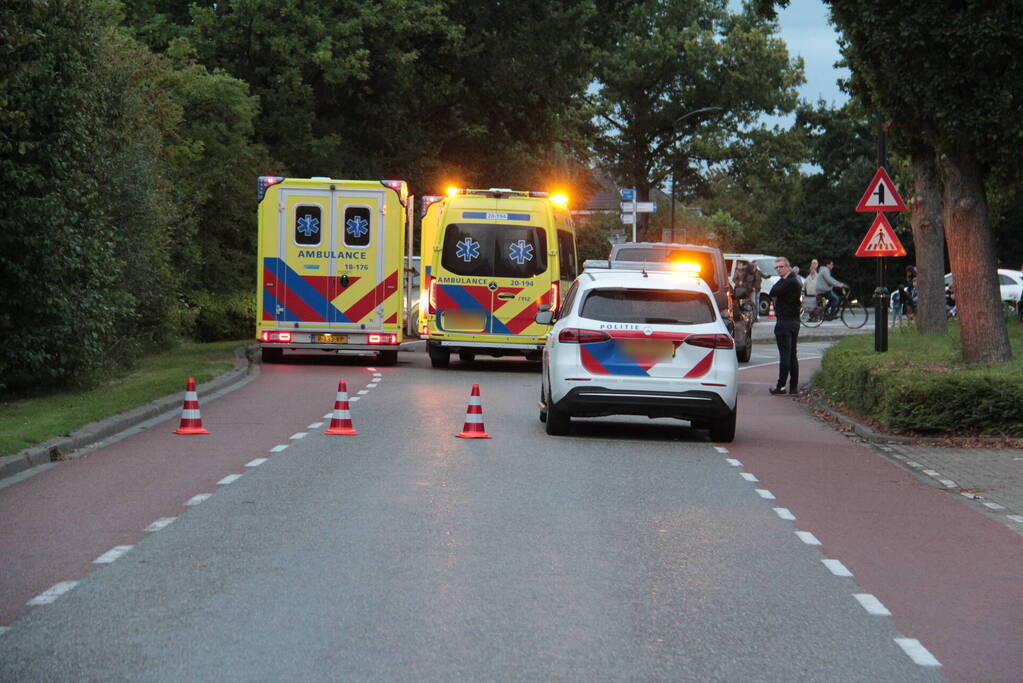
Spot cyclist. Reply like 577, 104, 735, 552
816, 259, 847, 319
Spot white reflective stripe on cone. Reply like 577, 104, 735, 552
185, 391, 199, 401
464, 414, 483, 424
181, 410, 201, 419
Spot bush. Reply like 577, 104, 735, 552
186, 292, 255, 343
815, 325, 1023, 436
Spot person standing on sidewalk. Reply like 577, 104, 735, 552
769, 257, 802, 396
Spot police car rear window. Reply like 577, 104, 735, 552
580, 289, 715, 325
441, 224, 548, 278
612, 248, 719, 290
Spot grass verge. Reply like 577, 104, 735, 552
815, 322, 1023, 437
0, 341, 248, 456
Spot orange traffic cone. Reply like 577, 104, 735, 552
324, 379, 358, 435
456, 383, 492, 439
174, 377, 209, 435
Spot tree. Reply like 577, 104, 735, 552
590, 0, 803, 238
771, 0, 1023, 363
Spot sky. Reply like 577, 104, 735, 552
728, 0, 851, 121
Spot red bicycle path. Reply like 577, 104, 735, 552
735, 358, 1023, 683
0, 359, 377, 627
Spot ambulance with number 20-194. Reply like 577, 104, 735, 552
418, 188, 579, 367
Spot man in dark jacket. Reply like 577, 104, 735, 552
769, 257, 802, 395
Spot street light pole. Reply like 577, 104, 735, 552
668, 106, 722, 243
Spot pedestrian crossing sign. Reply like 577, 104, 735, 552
855, 213, 906, 257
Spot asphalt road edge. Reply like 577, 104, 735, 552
0, 344, 260, 482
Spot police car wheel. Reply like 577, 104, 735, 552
545, 399, 571, 436
709, 404, 737, 443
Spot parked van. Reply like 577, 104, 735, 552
584, 242, 752, 362
418, 188, 578, 367
256, 176, 409, 364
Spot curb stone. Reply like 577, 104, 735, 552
0, 345, 259, 482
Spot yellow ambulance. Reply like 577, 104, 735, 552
256, 176, 409, 365
418, 188, 578, 367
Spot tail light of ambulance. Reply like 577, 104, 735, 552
261, 331, 292, 343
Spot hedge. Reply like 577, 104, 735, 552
814, 324, 1023, 436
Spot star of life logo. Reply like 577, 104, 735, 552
297, 214, 320, 237
456, 237, 481, 262
346, 215, 369, 239
508, 240, 533, 265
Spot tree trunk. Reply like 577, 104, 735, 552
908, 147, 947, 334
938, 144, 1012, 363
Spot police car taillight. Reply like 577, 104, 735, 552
684, 334, 734, 349
558, 328, 611, 344
261, 331, 292, 343
367, 334, 397, 345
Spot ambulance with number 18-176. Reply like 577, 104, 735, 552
256, 176, 409, 365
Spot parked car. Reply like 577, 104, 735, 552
944, 269, 1023, 304
537, 266, 739, 442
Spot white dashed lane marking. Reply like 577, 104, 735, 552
93, 546, 133, 564
726, 458, 742, 467
145, 517, 176, 532
984, 502, 1005, 510
795, 531, 821, 546
357, 390, 369, 395
755, 489, 776, 500
271, 444, 289, 452
27, 581, 78, 606
822, 559, 853, 577
895, 638, 941, 667
714, 446, 728, 454
218, 474, 242, 485
853, 593, 892, 616
185, 494, 212, 506
290, 432, 307, 440
740, 472, 758, 482
307, 422, 323, 429
350, 396, 361, 402
245, 459, 268, 467
366, 383, 378, 388
773, 507, 796, 521
1008, 515, 1023, 523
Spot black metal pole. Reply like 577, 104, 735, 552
670, 167, 675, 237
874, 119, 889, 352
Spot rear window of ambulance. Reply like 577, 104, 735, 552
580, 288, 716, 325
441, 223, 548, 278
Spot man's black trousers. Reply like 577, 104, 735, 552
774, 318, 800, 392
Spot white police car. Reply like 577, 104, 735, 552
537, 266, 738, 441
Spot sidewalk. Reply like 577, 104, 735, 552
752, 316, 876, 342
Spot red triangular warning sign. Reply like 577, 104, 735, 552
855, 167, 907, 212
855, 214, 906, 257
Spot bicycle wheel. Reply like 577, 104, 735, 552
800, 309, 824, 328
842, 301, 869, 328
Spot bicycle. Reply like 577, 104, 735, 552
800, 288, 869, 328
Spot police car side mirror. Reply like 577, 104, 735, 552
535, 310, 554, 325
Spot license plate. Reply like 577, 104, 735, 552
622, 339, 675, 361
443, 312, 486, 331
316, 334, 348, 343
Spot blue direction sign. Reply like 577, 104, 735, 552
619, 188, 636, 201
